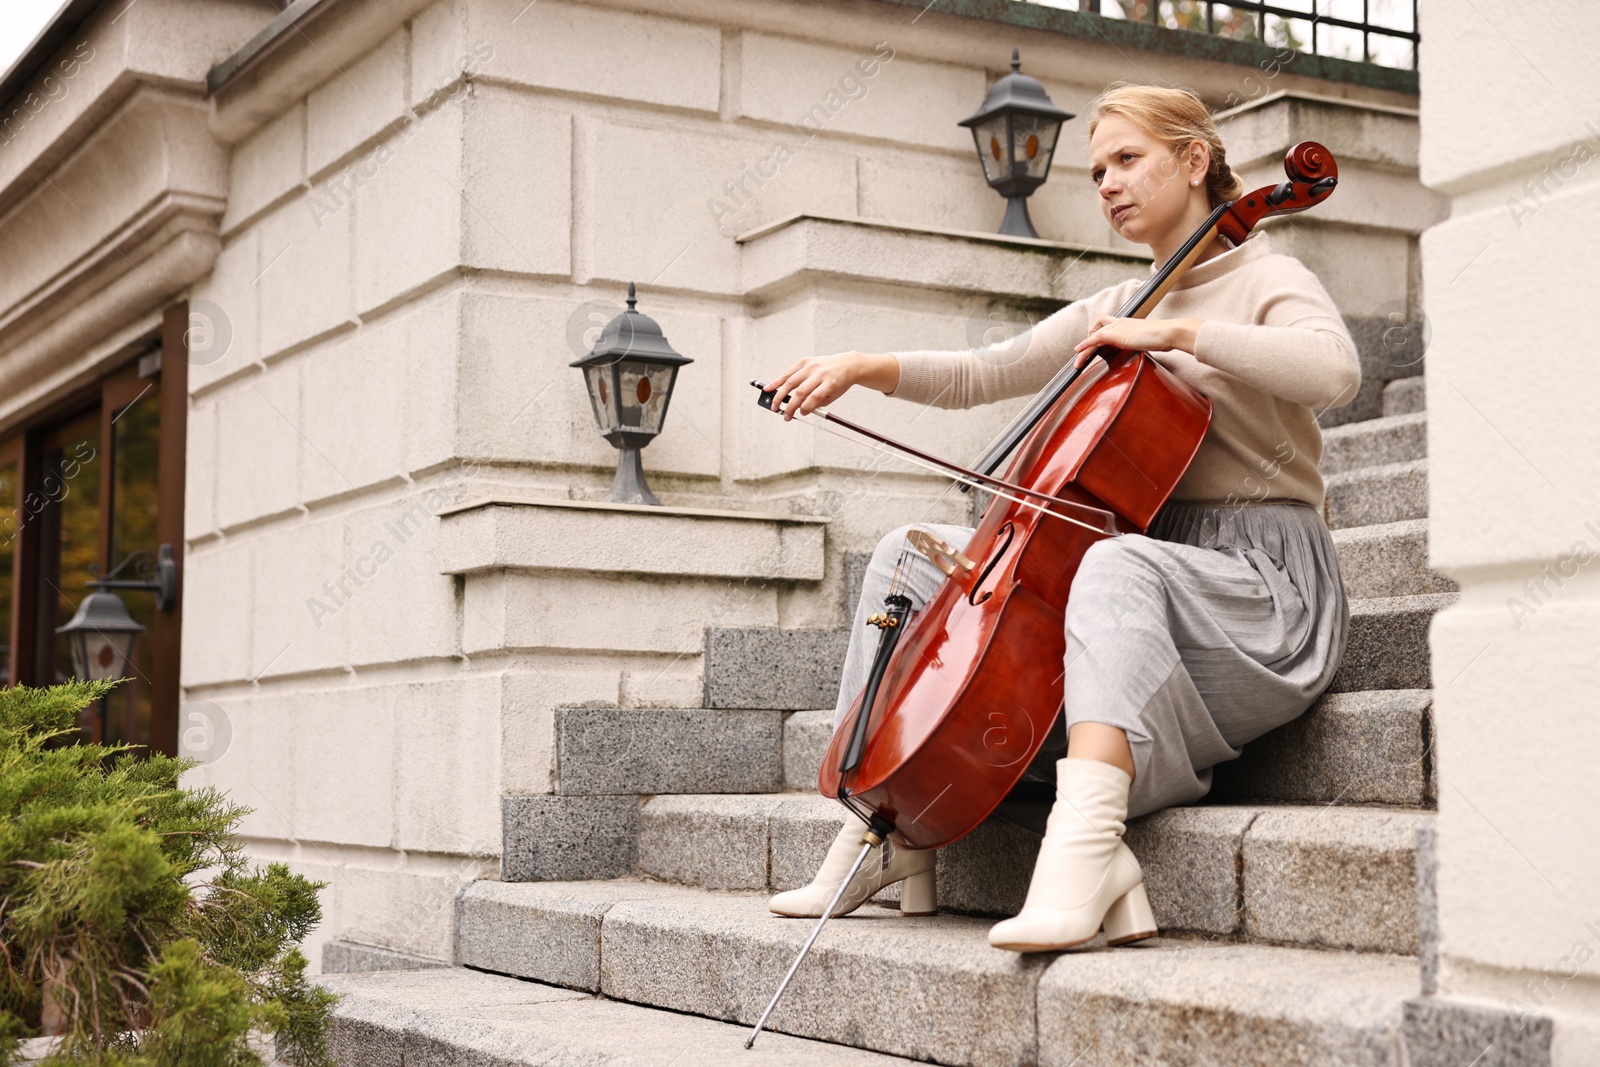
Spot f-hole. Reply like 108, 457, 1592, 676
969, 522, 1014, 606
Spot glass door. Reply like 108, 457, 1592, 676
1, 303, 186, 756
32, 408, 106, 736
106, 371, 162, 748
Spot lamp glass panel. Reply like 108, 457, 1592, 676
76, 629, 135, 683
1010, 114, 1061, 181
971, 115, 1011, 186
616, 360, 675, 434
583, 364, 621, 433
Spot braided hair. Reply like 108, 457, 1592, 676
1087, 82, 1245, 208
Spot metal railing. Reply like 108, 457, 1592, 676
1056, 0, 1419, 69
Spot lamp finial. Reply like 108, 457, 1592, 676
1011, 47, 1020, 73
626, 281, 637, 310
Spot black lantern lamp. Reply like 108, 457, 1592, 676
570, 282, 693, 506
958, 48, 1073, 239
56, 546, 176, 682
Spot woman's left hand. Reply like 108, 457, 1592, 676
1073, 316, 1202, 367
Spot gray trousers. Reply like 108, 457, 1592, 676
833, 502, 1349, 820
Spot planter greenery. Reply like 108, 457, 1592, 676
1, 679, 336, 1065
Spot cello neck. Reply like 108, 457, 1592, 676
967, 205, 1228, 483
1113, 202, 1229, 321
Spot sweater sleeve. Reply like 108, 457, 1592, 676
886, 281, 1135, 409
1190, 260, 1362, 410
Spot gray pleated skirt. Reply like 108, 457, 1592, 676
833, 500, 1349, 821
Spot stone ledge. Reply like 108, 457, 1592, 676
0, 85, 227, 428
737, 212, 1147, 306
436, 497, 827, 581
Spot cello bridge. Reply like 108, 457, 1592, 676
905, 528, 977, 579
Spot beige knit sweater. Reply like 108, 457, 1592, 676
887, 231, 1360, 510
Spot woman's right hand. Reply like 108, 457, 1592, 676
764, 351, 898, 421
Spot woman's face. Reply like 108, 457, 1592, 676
1088, 114, 1205, 247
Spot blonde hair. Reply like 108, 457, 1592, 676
1086, 83, 1244, 208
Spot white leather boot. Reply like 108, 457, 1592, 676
987, 756, 1158, 952
768, 811, 936, 918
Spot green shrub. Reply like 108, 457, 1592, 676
0, 680, 336, 1066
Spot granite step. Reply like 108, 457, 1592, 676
316, 966, 918, 1065
706, 627, 849, 710
1382, 375, 1426, 417
454, 877, 1421, 1067
1332, 519, 1455, 599
1209, 688, 1435, 806
1331, 593, 1456, 692
1320, 411, 1427, 476
634, 793, 1429, 955
552, 706, 784, 796
785, 688, 1435, 808
783, 708, 835, 792
1324, 459, 1429, 530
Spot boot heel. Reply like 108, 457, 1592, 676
898, 868, 936, 915
1102, 882, 1157, 945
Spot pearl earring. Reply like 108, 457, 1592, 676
1190, 179, 1200, 187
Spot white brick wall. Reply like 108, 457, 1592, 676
466, 0, 722, 114
393, 673, 505, 854
189, 227, 262, 393
257, 195, 353, 357
250, 516, 349, 679
737, 33, 979, 154
221, 101, 307, 235
307, 29, 409, 180
580, 117, 857, 292
460, 85, 573, 276
1418, 0, 1600, 1038
214, 362, 302, 530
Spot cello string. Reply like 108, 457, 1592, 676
792, 409, 1119, 538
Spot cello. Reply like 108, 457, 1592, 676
744, 141, 1338, 1047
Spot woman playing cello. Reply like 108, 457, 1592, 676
760, 83, 1358, 952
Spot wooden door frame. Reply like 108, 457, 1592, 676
0, 435, 23, 686
151, 303, 187, 758
0, 301, 187, 757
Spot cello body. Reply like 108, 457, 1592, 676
817, 352, 1211, 849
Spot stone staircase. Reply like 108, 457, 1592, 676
321, 373, 1453, 1065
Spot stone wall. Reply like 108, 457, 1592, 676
1415, 3, 1600, 1061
